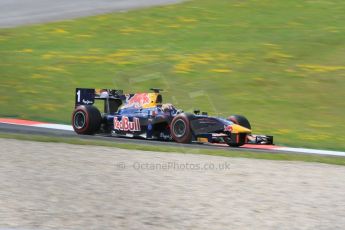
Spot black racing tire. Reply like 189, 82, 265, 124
170, 114, 192, 143
72, 105, 102, 135
224, 134, 247, 147
227, 114, 251, 130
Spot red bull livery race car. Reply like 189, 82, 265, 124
72, 88, 273, 147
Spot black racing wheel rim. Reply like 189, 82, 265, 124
74, 111, 86, 129
173, 119, 186, 138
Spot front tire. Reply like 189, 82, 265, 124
226, 115, 251, 147
224, 134, 247, 147
170, 114, 192, 143
227, 114, 251, 129
72, 105, 102, 135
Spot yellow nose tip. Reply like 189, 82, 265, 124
231, 124, 251, 133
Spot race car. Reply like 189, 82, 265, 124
72, 88, 273, 147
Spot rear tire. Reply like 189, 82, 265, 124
227, 114, 251, 129
72, 105, 102, 135
170, 114, 192, 143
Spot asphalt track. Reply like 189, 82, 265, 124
0, 0, 183, 28
2, 122, 345, 157
0, 122, 275, 153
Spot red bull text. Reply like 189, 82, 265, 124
114, 116, 141, 132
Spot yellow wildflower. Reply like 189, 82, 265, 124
209, 69, 232, 73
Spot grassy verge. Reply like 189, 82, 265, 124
1, 133, 344, 166
0, 0, 344, 150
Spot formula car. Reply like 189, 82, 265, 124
72, 88, 273, 147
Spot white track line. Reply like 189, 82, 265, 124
277, 147, 345, 157
34, 123, 74, 131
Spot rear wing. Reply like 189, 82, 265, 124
75, 88, 164, 113
75, 88, 124, 114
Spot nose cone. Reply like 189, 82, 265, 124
231, 124, 251, 134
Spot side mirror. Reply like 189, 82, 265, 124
194, 109, 200, 115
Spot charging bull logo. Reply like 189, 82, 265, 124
114, 116, 141, 132
123, 93, 151, 109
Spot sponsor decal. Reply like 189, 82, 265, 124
82, 99, 93, 104
197, 118, 217, 124
114, 116, 141, 132
147, 118, 153, 131
123, 93, 151, 108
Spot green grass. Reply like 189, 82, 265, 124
1, 133, 345, 166
0, 0, 345, 151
